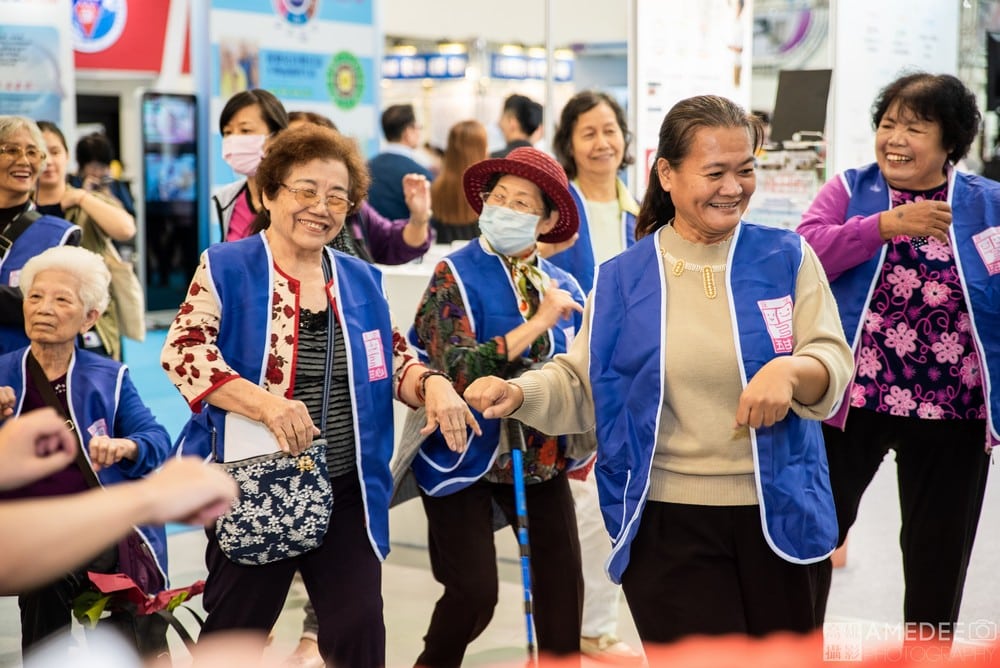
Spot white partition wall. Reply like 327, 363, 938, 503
828, 0, 959, 175
631, 0, 753, 195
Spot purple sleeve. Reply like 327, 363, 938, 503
360, 201, 432, 265
796, 175, 886, 282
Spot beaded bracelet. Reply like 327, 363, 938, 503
416, 368, 451, 404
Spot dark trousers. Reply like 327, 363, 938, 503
416, 475, 583, 668
19, 574, 87, 655
819, 409, 990, 631
201, 474, 384, 668
620, 502, 825, 644
18, 547, 167, 658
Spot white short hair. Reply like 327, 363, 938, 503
20, 246, 111, 315
0, 116, 48, 172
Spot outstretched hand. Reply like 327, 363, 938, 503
402, 173, 432, 222
464, 377, 524, 420
421, 375, 481, 452
142, 457, 238, 526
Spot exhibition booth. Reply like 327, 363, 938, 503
0, 1, 981, 310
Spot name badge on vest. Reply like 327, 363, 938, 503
363, 330, 388, 381
758, 295, 794, 354
87, 418, 109, 438
972, 228, 1000, 276
8, 269, 20, 287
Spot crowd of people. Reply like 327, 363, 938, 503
0, 70, 997, 668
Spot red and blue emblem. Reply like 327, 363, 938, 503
272, 0, 320, 26
71, 0, 128, 54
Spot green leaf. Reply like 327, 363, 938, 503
72, 591, 110, 628
165, 591, 190, 613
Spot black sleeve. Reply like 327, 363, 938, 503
0, 286, 23, 327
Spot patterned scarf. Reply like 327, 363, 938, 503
499, 244, 550, 319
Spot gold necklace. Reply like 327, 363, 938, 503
659, 248, 726, 299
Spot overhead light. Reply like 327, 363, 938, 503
554, 48, 574, 60
499, 43, 524, 55
389, 43, 417, 56
527, 47, 547, 59
437, 40, 467, 55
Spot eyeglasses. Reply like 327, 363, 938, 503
281, 184, 353, 214
0, 144, 46, 164
481, 191, 542, 216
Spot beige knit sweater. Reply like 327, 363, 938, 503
511, 224, 854, 506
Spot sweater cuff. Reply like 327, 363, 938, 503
510, 375, 546, 426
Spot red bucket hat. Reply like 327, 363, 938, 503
462, 146, 579, 244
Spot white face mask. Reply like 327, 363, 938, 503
478, 204, 540, 256
222, 134, 266, 177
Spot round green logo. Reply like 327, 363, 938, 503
328, 51, 364, 110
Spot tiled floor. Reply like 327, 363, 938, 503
1, 332, 998, 666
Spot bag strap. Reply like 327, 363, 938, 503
26, 352, 101, 489
320, 253, 335, 435
0, 205, 42, 260
155, 605, 205, 648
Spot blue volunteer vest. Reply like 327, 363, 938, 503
173, 233, 396, 559
548, 182, 637, 294
591, 223, 837, 583
0, 347, 170, 586
0, 215, 80, 354
407, 240, 585, 496
831, 164, 1000, 439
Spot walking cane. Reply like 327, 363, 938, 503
504, 418, 537, 665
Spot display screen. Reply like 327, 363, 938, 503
140, 91, 200, 312
144, 151, 197, 202
142, 94, 197, 145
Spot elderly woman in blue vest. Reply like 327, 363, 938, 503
547, 90, 638, 295
0, 116, 80, 355
405, 146, 586, 666
162, 124, 476, 668
0, 245, 171, 656
797, 73, 999, 641
548, 89, 642, 662
465, 95, 854, 644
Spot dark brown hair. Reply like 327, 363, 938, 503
431, 120, 487, 224
635, 95, 763, 239
288, 110, 338, 131
553, 90, 634, 180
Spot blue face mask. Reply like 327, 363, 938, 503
478, 204, 540, 256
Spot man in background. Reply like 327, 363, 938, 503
490, 94, 543, 158
367, 104, 434, 220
